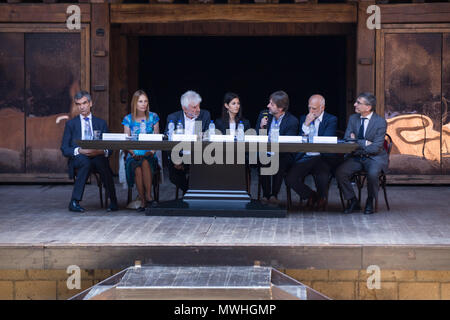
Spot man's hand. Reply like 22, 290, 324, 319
304, 113, 316, 126
350, 133, 356, 139
79, 148, 104, 157
260, 116, 268, 129
366, 141, 372, 146
174, 164, 184, 170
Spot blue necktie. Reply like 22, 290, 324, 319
84, 117, 92, 140
357, 118, 367, 139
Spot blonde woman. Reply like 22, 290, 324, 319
122, 90, 159, 211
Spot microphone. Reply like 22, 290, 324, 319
261, 110, 269, 129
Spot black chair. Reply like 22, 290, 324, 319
73, 168, 108, 208
339, 133, 392, 212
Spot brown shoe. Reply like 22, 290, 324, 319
316, 198, 328, 211
306, 191, 318, 209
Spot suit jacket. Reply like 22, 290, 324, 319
255, 110, 299, 136
255, 110, 299, 163
344, 113, 388, 171
214, 117, 251, 135
295, 111, 338, 161
165, 109, 211, 135
60, 115, 110, 179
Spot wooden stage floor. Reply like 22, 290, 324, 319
0, 172, 449, 271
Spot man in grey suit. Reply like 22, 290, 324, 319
336, 93, 388, 214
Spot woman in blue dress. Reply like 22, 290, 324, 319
122, 90, 159, 211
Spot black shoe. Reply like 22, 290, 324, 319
364, 197, 374, 214
107, 201, 118, 212
146, 200, 158, 208
137, 207, 146, 213
69, 200, 85, 213
344, 197, 360, 214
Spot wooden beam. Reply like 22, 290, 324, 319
90, 3, 110, 124
119, 22, 355, 36
110, 4, 357, 24
109, 24, 129, 174
356, 0, 375, 95
379, 3, 450, 24
0, 4, 91, 23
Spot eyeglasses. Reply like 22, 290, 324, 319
355, 100, 369, 106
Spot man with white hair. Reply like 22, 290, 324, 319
165, 90, 211, 193
285, 94, 337, 211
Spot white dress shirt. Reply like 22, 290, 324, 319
361, 112, 373, 146
183, 113, 197, 135
74, 113, 107, 157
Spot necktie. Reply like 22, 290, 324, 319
357, 118, 367, 139
84, 117, 92, 140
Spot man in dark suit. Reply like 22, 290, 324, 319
256, 91, 299, 203
285, 94, 337, 211
165, 90, 211, 193
60, 91, 118, 213
336, 92, 388, 214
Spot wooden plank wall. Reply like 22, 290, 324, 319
110, 4, 358, 24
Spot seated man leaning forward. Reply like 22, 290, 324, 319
165, 90, 211, 194
60, 90, 118, 213
285, 94, 337, 211
335, 92, 388, 215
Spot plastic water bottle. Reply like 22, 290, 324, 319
209, 120, 215, 139
176, 120, 184, 134
308, 122, 315, 143
270, 121, 279, 143
237, 121, 245, 142
140, 119, 146, 135
167, 120, 175, 141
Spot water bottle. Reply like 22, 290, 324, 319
237, 121, 245, 142
209, 120, 215, 139
167, 120, 175, 141
308, 122, 315, 143
140, 119, 146, 134
176, 120, 184, 134
270, 121, 279, 143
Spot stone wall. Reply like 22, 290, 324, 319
0, 269, 449, 300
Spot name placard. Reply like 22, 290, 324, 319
102, 133, 127, 141
245, 135, 268, 143
278, 136, 303, 143
172, 134, 198, 142
209, 135, 235, 142
313, 136, 338, 144
139, 134, 164, 141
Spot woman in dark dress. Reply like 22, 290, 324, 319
214, 92, 251, 135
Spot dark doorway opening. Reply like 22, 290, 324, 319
138, 36, 347, 131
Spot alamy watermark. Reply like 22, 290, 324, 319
366, 265, 381, 290
66, 265, 81, 290
366, 5, 381, 30
66, 5, 81, 30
